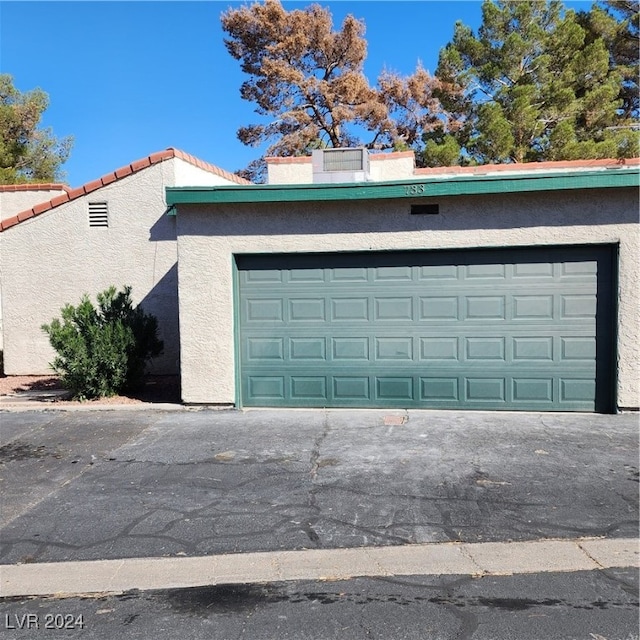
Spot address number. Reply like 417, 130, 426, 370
404, 184, 425, 195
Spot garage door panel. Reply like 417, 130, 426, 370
376, 337, 413, 360
237, 247, 613, 411
420, 297, 459, 320
289, 298, 326, 321
244, 298, 283, 323
513, 263, 554, 278
290, 337, 326, 360
291, 376, 326, 399
512, 378, 554, 402
331, 298, 369, 321
513, 337, 554, 361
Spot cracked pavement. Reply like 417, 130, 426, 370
0, 409, 637, 564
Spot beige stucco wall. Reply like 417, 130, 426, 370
369, 153, 415, 181
267, 160, 313, 184
175, 187, 639, 409
0, 158, 241, 375
0, 188, 69, 221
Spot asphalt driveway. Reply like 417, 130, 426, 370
0, 408, 637, 565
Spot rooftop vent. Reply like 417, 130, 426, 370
312, 148, 370, 183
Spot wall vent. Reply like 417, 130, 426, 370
88, 201, 109, 227
411, 204, 439, 215
312, 148, 370, 183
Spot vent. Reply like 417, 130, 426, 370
322, 148, 365, 172
312, 148, 370, 183
88, 201, 109, 227
411, 204, 439, 215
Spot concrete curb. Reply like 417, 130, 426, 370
1, 537, 637, 598
0, 400, 188, 412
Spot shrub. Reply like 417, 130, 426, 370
42, 286, 163, 400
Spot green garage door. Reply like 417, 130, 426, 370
236, 246, 614, 411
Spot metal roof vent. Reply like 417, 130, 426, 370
312, 148, 370, 183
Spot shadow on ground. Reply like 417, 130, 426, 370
0, 375, 181, 404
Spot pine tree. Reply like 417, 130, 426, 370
221, 0, 455, 180
425, 0, 639, 166
0, 74, 73, 184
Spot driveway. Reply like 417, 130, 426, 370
0, 408, 637, 564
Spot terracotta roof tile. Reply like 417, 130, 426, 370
266, 156, 311, 165
17, 209, 35, 222
149, 150, 171, 163
1, 148, 251, 232
415, 157, 640, 176
131, 157, 151, 171
65, 187, 85, 200
0, 216, 20, 231
100, 172, 118, 185
83, 179, 104, 194
50, 193, 70, 207
0, 183, 70, 192
370, 151, 415, 160
31, 201, 53, 215
114, 165, 133, 179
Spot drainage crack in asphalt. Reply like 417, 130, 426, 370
322, 516, 412, 545
303, 411, 331, 546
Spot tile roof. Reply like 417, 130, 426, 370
0, 183, 71, 192
0, 148, 251, 232
414, 157, 640, 176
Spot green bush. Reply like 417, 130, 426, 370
42, 286, 163, 400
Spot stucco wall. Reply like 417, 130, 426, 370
266, 159, 313, 185
0, 158, 239, 376
368, 152, 415, 181
175, 188, 639, 409
173, 161, 243, 187
0, 188, 69, 221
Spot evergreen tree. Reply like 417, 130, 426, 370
0, 74, 73, 184
426, 0, 639, 166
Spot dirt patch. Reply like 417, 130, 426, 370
0, 375, 181, 404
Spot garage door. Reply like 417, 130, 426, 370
236, 246, 614, 411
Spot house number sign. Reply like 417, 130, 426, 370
404, 184, 426, 195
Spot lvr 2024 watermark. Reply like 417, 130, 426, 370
4, 613, 85, 630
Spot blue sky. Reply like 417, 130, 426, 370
1, 0, 593, 186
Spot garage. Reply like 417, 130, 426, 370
237, 245, 615, 411
168, 154, 638, 411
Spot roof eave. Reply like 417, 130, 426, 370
166, 167, 640, 206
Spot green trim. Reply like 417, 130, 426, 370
166, 168, 639, 206
610, 243, 620, 413
232, 256, 242, 409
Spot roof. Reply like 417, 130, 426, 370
0, 183, 71, 193
415, 157, 640, 176
0, 148, 251, 232
166, 157, 640, 206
